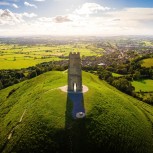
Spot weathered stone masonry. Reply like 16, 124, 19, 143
68, 52, 82, 92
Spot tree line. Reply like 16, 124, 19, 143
83, 54, 153, 104
0, 60, 68, 90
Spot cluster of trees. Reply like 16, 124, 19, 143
0, 70, 25, 89
97, 68, 153, 104
98, 69, 135, 95
105, 59, 153, 80
83, 53, 153, 104
135, 92, 153, 104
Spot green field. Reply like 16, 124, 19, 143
0, 44, 104, 70
142, 58, 153, 68
112, 72, 123, 77
132, 79, 153, 92
142, 41, 153, 47
0, 71, 153, 153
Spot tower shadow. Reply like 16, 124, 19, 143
65, 92, 88, 153
68, 92, 85, 119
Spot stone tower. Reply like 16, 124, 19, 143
68, 52, 82, 92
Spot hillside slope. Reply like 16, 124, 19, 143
0, 71, 153, 153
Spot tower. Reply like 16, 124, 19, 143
68, 52, 82, 92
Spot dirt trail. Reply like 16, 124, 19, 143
0, 109, 27, 153
8, 109, 26, 140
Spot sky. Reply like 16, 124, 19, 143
0, 0, 153, 36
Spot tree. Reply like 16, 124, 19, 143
133, 71, 141, 80
0, 81, 3, 90
149, 68, 153, 79
112, 78, 135, 95
15, 72, 25, 79
28, 71, 37, 79
36, 67, 43, 75
98, 70, 112, 80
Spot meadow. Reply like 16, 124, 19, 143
132, 79, 153, 92
112, 72, 123, 77
0, 71, 153, 153
0, 44, 103, 70
142, 58, 153, 67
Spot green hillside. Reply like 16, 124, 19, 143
0, 71, 153, 153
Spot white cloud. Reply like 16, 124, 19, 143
38, 17, 52, 22
66, 6, 153, 35
0, 9, 23, 25
108, 8, 153, 21
0, 2, 10, 6
52, 15, 72, 23
22, 12, 37, 18
0, 9, 37, 26
74, 3, 110, 15
6, 0, 18, 2
24, 1, 37, 8
105, 8, 153, 29
33, 0, 45, 1
12, 3, 19, 8
0, 3, 153, 36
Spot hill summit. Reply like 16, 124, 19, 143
0, 71, 153, 153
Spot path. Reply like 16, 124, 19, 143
59, 85, 88, 93
0, 109, 26, 153
8, 109, 26, 140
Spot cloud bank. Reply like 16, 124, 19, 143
24, 1, 37, 8
0, 2, 153, 36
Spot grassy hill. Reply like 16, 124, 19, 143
0, 71, 153, 153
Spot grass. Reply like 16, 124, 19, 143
0, 58, 60, 69
0, 71, 153, 153
0, 44, 103, 70
132, 79, 153, 92
112, 72, 123, 77
142, 58, 153, 68
0, 71, 67, 153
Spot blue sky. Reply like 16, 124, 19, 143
0, 0, 153, 36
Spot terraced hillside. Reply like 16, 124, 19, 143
0, 71, 153, 153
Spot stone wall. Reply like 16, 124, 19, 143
68, 52, 82, 92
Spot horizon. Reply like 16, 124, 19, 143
0, 0, 153, 36
1, 34, 153, 38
